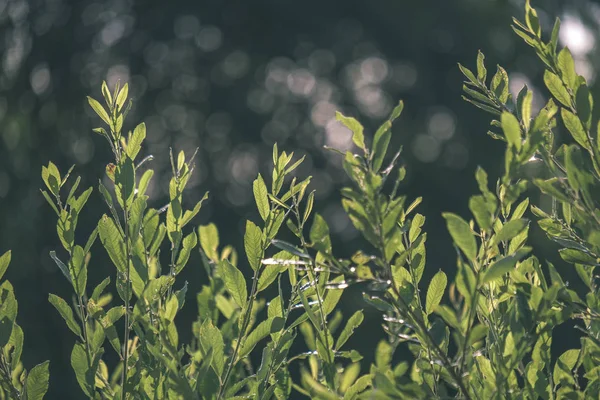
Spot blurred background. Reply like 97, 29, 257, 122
1, 0, 599, 397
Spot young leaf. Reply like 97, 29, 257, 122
116, 83, 129, 111
336, 112, 366, 152
442, 213, 477, 260
426, 270, 447, 315
87, 97, 111, 126
253, 174, 270, 221
219, 260, 247, 309
476, 51, 487, 82
126, 122, 146, 160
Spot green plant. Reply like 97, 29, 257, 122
0, 0, 592, 398
0, 251, 50, 398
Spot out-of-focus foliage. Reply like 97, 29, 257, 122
2, 0, 600, 397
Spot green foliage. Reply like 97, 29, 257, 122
0, 251, 50, 398
0, 1, 592, 398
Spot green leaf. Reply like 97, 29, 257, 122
101, 81, 112, 105
501, 112, 522, 150
175, 231, 198, 274
0, 250, 11, 281
24, 360, 50, 400
239, 317, 285, 359
336, 112, 366, 152
258, 250, 293, 292
115, 157, 136, 208
87, 97, 111, 126
199, 319, 225, 376
71, 343, 99, 397
492, 219, 528, 245
70, 245, 87, 296
371, 101, 403, 173
219, 260, 247, 309
199, 223, 219, 261
48, 294, 82, 337
559, 249, 598, 266
458, 64, 478, 85
271, 239, 309, 259
253, 174, 270, 221
557, 48, 577, 91
181, 193, 208, 228
91, 277, 110, 302
50, 251, 72, 284
469, 195, 493, 231
476, 51, 487, 81
0, 281, 17, 347
98, 215, 127, 272
553, 349, 579, 387
426, 270, 447, 315
116, 83, 129, 111
561, 108, 590, 151
310, 214, 332, 253
482, 247, 531, 284
544, 70, 571, 107
126, 122, 146, 160
41, 162, 61, 196
442, 213, 477, 260
244, 220, 263, 271
335, 311, 364, 349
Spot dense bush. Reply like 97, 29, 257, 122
1, 1, 600, 398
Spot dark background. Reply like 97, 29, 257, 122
1, 0, 598, 397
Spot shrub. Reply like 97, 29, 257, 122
1, 1, 599, 398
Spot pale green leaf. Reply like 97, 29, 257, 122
442, 213, 477, 260
253, 174, 270, 221
244, 220, 263, 271
336, 112, 366, 152
501, 112, 522, 150
0, 250, 11, 282
87, 97, 111, 126
219, 260, 247, 309
426, 270, 447, 315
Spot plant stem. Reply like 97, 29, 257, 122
218, 266, 260, 399
121, 201, 131, 399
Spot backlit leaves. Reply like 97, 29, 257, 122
426, 270, 447, 315
443, 213, 477, 260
